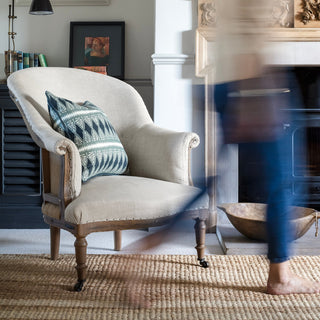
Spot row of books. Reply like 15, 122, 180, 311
5, 51, 48, 76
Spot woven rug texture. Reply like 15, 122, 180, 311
1, 254, 320, 320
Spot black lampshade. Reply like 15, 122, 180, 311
29, 0, 54, 15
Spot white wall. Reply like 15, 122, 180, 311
153, 0, 198, 131
153, 0, 205, 185
0, 0, 154, 112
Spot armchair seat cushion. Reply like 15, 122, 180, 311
42, 175, 208, 225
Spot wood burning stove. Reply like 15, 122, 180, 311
239, 67, 320, 209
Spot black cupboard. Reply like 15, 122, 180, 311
0, 84, 45, 228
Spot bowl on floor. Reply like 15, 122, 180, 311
217, 203, 318, 241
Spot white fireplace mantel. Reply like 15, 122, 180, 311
196, 0, 320, 232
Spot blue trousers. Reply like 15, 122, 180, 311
240, 140, 293, 263
214, 76, 303, 263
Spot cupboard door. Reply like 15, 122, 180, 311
0, 86, 45, 228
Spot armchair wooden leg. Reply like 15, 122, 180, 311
50, 226, 60, 260
194, 217, 209, 268
74, 236, 88, 292
114, 230, 122, 251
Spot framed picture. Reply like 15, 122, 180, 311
15, 0, 110, 6
69, 21, 125, 79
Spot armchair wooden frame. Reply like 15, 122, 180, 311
41, 147, 209, 291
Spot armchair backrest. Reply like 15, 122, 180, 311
8, 67, 198, 198
7, 67, 154, 199
7, 67, 153, 147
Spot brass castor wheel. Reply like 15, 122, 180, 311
74, 279, 85, 292
199, 259, 209, 268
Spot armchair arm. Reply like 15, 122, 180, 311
46, 135, 82, 200
125, 124, 200, 185
28, 125, 82, 200
9, 93, 82, 199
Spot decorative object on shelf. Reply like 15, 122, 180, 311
4, 0, 53, 78
69, 22, 125, 79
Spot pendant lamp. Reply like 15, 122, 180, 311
29, 0, 54, 15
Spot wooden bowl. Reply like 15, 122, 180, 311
217, 203, 318, 241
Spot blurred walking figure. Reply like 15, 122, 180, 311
214, 0, 320, 294
124, 1, 320, 307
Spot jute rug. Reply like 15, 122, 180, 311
0, 254, 320, 320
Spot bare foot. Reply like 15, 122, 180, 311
125, 279, 151, 308
267, 261, 320, 295
122, 230, 170, 308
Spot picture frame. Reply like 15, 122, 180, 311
15, 0, 110, 6
69, 21, 125, 79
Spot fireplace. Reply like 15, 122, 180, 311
196, 0, 320, 230
239, 67, 320, 209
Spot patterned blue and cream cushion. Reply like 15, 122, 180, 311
46, 91, 128, 182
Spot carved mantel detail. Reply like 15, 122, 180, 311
197, 0, 320, 42
198, 0, 294, 28
198, 0, 216, 28
295, 0, 320, 26
272, 0, 294, 27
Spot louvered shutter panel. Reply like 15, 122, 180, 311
0, 86, 43, 228
3, 108, 41, 195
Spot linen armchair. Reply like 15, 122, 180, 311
7, 67, 209, 291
